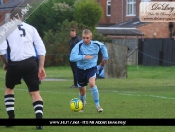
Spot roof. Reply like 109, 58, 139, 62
110, 17, 148, 28
96, 27, 143, 36
0, 0, 26, 11
96, 17, 146, 36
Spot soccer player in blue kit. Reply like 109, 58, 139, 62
70, 29, 109, 112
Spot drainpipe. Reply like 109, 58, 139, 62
169, 22, 173, 38
169, 0, 173, 38
122, 0, 123, 22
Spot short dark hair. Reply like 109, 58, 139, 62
70, 28, 76, 32
10, 8, 23, 20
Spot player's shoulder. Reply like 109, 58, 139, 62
22, 22, 32, 27
22, 22, 37, 31
92, 40, 104, 46
77, 40, 84, 45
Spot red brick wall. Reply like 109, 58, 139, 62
137, 22, 170, 38
122, 0, 139, 22
99, 0, 173, 25
99, 0, 111, 24
0, 0, 10, 25
137, 0, 173, 38
0, 10, 10, 25
3, 0, 9, 3
99, 0, 140, 24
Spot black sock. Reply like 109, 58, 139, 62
4, 94, 15, 119
33, 101, 43, 119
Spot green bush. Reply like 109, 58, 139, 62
74, 0, 103, 31
43, 20, 88, 67
26, 0, 75, 37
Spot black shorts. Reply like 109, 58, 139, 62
6, 57, 40, 92
76, 67, 97, 87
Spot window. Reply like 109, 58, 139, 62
141, 0, 151, 1
140, 0, 151, 14
126, 0, 136, 16
107, 0, 111, 16
0, 0, 3, 5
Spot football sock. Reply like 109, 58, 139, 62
90, 86, 100, 107
4, 94, 15, 119
33, 101, 43, 119
79, 93, 86, 106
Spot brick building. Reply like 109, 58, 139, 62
0, 0, 33, 25
1, 0, 175, 38
97, 0, 175, 38
0, 0, 25, 25
0, 0, 10, 25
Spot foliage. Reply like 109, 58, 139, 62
43, 19, 112, 67
25, 0, 110, 67
93, 33, 112, 43
26, 0, 75, 37
43, 20, 88, 67
74, 0, 103, 31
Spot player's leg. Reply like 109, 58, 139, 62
78, 86, 86, 112
4, 62, 22, 120
23, 57, 43, 129
88, 67, 103, 112
29, 90, 43, 130
76, 68, 87, 112
78, 86, 86, 105
4, 88, 15, 119
29, 91, 43, 118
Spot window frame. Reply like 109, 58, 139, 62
106, 0, 111, 16
0, 0, 3, 5
141, 0, 151, 2
126, 0, 136, 16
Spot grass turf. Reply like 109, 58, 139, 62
0, 65, 175, 131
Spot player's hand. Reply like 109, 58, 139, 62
85, 55, 93, 59
3, 64, 7, 71
38, 67, 46, 81
102, 60, 108, 64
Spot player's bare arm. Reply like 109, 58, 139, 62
85, 55, 93, 59
0, 55, 7, 70
38, 55, 46, 80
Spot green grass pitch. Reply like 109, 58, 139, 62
0, 66, 175, 132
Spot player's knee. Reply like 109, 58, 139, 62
29, 91, 40, 97
5, 87, 14, 94
89, 83, 95, 88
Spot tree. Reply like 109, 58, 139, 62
43, 20, 88, 66
26, 0, 75, 37
74, 0, 103, 31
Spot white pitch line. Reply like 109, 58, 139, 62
120, 93, 175, 100
0, 88, 175, 100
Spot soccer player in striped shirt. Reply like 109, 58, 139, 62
70, 29, 109, 112
0, 8, 46, 130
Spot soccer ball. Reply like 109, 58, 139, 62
70, 98, 83, 112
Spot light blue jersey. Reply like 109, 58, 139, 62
70, 40, 108, 69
